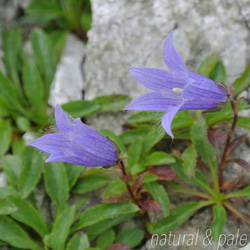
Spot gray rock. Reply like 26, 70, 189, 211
83, 0, 249, 133
48, 34, 85, 107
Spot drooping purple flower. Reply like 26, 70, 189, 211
124, 32, 228, 138
27, 105, 119, 167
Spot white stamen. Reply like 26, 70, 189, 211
172, 88, 183, 93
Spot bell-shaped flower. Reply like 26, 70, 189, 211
27, 105, 119, 167
124, 32, 228, 138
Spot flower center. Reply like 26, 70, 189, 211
172, 88, 183, 93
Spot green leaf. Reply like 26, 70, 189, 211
0, 186, 18, 199
182, 145, 197, 177
99, 129, 126, 156
86, 213, 134, 237
224, 186, 250, 199
81, 12, 92, 31
149, 201, 211, 234
44, 162, 69, 211
62, 100, 100, 118
171, 110, 194, 131
31, 28, 56, 100
72, 175, 110, 194
2, 27, 22, 89
8, 196, 48, 237
210, 61, 226, 82
94, 95, 130, 112
206, 102, 248, 127
210, 203, 226, 241
0, 119, 11, 156
0, 215, 39, 249
18, 147, 43, 198
12, 139, 25, 155
22, 59, 44, 110
96, 230, 115, 250
16, 116, 31, 132
197, 53, 219, 77
233, 64, 250, 96
63, 163, 85, 189
126, 138, 143, 170
119, 126, 151, 144
50, 206, 75, 250
144, 182, 169, 217
131, 163, 148, 175
141, 125, 165, 158
1, 155, 23, 187
126, 111, 163, 124
66, 233, 90, 250
191, 120, 216, 168
72, 203, 139, 232
0, 198, 17, 215
104, 179, 126, 197
116, 228, 144, 248
143, 152, 175, 166
142, 173, 158, 184
233, 116, 250, 130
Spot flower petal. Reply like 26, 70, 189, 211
163, 32, 186, 72
161, 103, 183, 138
55, 104, 75, 133
129, 67, 186, 91
27, 134, 71, 154
124, 92, 182, 111
46, 153, 85, 166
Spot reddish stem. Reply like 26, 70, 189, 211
119, 160, 137, 204
219, 100, 238, 187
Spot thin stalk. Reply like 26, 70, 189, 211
119, 160, 137, 204
219, 100, 238, 187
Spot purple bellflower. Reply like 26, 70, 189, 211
27, 105, 119, 167
124, 32, 228, 138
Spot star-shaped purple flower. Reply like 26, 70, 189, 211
27, 105, 119, 167
124, 32, 228, 138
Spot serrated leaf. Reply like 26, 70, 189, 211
22, 59, 44, 110
18, 147, 43, 198
63, 163, 85, 189
149, 201, 211, 234
0, 119, 11, 156
197, 53, 219, 77
73, 175, 110, 194
115, 228, 144, 248
0, 186, 18, 199
99, 129, 126, 156
8, 196, 48, 237
126, 138, 143, 170
233, 64, 250, 96
207, 128, 227, 148
50, 206, 75, 250
62, 100, 100, 118
44, 162, 69, 211
72, 203, 139, 232
0, 198, 17, 215
31, 28, 56, 100
227, 158, 250, 172
0, 216, 39, 249
210, 203, 226, 241
66, 232, 89, 250
144, 152, 175, 166
236, 116, 250, 130
183, 145, 196, 177
86, 214, 134, 237
96, 230, 115, 250
144, 182, 169, 216
149, 165, 177, 181
225, 186, 250, 198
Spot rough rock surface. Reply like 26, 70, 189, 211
83, 0, 250, 133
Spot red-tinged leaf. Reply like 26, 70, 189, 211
104, 196, 131, 203
149, 165, 177, 181
227, 134, 247, 157
227, 158, 250, 172
132, 172, 148, 196
221, 181, 232, 190
207, 128, 227, 148
107, 243, 130, 250
138, 200, 162, 211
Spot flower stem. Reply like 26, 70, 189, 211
119, 160, 137, 204
219, 100, 238, 187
